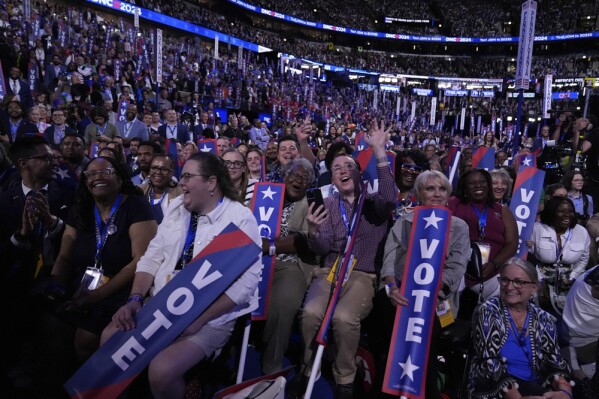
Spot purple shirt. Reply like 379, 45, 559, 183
308, 165, 397, 273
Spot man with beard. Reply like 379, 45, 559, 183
115, 104, 148, 146
59, 134, 90, 178
6, 67, 33, 109
265, 141, 279, 173
0, 136, 75, 397
131, 141, 163, 185
0, 100, 39, 144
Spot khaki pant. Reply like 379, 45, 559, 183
300, 268, 376, 385
262, 260, 315, 374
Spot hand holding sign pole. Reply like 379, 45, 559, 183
383, 206, 451, 398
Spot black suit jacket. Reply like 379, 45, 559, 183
0, 117, 41, 144
43, 63, 66, 91
0, 179, 75, 290
6, 78, 33, 109
158, 123, 190, 144
44, 125, 78, 146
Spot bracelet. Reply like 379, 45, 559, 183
377, 161, 390, 167
127, 293, 144, 305
268, 244, 276, 256
376, 156, 388, 164
559, 389, 573, 399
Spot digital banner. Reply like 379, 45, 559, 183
197, 139, 217, 154
249, 183, 284, 320
65, 223, 261, 399
471, 146, 496, 171
509, 166, 545, 258
383, 206, 451, 398
353, 148, 396, 194
85, 0, 271, 53
225, 0, 599, 44
552, 92, 578, 100
515, 1, 537, 90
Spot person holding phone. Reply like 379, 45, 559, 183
288, 120, 396, 399
261, 158, 318, 374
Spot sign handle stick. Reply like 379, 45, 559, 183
235, 318, 251, 384
304, 345, 324, 399
513, 90, 524, 155
583, 88, 590, 119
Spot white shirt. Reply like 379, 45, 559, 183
165, 124, 177, 139
563, 266, 599, 348
530, 222, 590, 280
135, 196, 262, 326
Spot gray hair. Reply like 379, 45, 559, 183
413, 170, 453, 202
283, 158, 314, 182
490, 169, 513, 196
500, 257, 538, 284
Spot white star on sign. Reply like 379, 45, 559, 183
200, 144, 212, 153
423, 210, 443, 229
261, 186, 276, 200
398, 355, 420, 381
56, 168, 70, 180
522, 157, 532, 166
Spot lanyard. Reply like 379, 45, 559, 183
93, 194, 122, 268
55, 125, 65, 142
472, 204, 488, 241
556, 228, 573, 262
176, 196, 223, 270
149, 187, 167, 205
167, 125, 177, 137
339, 194, 360, 238
125, 121, 133, 137
507, 309, 531, 360
97, 123, 107, 136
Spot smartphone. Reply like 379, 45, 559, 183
306, 188, 324, 210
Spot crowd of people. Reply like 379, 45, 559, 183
1, 0, 599, 399
224, 0, 599, 36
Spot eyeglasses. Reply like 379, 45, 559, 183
27, 154, 61, 163
332, 162, 357, 175
84, 168, 116, 179
150, 166, 173, 174
180, 172, 209, 182
497, 276, 536, 289
286, 172, 311, 184
224, 160, 245, 169
401, 163, 422, 174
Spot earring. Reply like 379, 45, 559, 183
210, 191, 214, 197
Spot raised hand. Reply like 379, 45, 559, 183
364, 119, 392, 155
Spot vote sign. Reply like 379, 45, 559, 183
383, 206, 451, 398
64, 223, 261, 399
